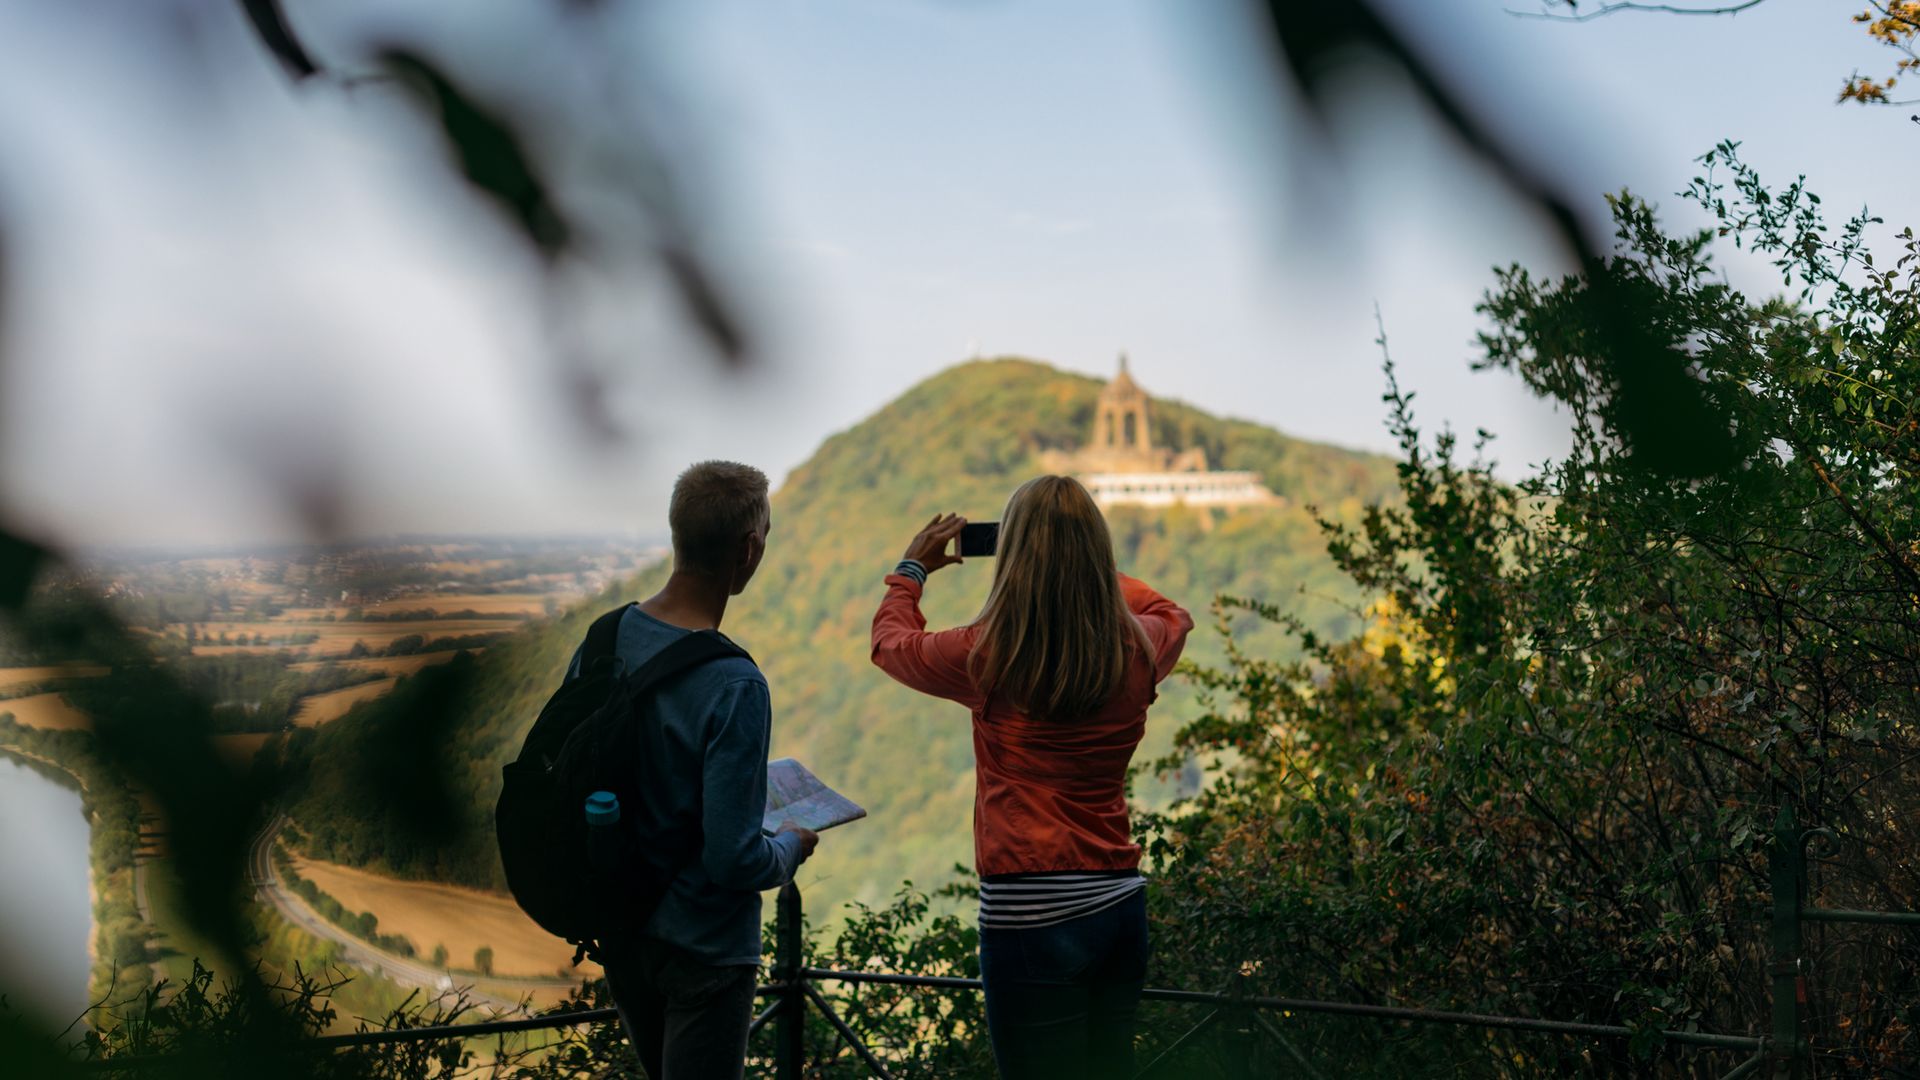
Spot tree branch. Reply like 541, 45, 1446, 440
1791, 437, 1920, 597
1508, 0, 1769, 23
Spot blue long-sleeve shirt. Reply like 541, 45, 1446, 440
565, 605, 803, 966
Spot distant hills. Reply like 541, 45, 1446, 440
280, 358, 1402, 921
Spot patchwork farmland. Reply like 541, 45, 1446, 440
288, 854, 598, 980
0, 534, 665, 1011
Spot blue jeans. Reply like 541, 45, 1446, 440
977, 890, 1150, 1080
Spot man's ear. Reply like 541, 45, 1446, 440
734, 530, 762, 579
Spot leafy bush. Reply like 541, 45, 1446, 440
1131, 148, 1919, 1075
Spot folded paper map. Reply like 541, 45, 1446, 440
762, 757, 867, 834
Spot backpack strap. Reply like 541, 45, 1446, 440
578, 603, 635, 673
620, 629, 753, 698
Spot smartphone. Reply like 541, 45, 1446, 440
958, 521, 999, 558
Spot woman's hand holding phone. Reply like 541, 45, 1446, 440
904, 513, 968, 574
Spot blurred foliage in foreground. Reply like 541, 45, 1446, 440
12, 147, 1917, 1077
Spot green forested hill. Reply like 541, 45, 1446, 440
281, 358, 1401, 921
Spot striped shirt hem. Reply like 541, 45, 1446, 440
978, 871, 1145, 930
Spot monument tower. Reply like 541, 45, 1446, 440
1095, 354, 1150, 455
1044, 355, 1278, 509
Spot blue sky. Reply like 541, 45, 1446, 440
0, 0, 1904, 545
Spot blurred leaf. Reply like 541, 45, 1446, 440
1260, 0, 1738, 477
657, 241, 747, 363
0, 528, 46, 611
238, 0, 320, 81
379, 48, 570, 262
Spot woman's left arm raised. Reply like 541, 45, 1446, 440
1118, 573, 1195, 683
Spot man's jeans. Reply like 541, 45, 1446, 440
603, 936, 759, 1080
977, 889, 1150, 1080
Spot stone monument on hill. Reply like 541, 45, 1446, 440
1042, 355, 1279, 509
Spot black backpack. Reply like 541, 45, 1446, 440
495, 603, 751, 964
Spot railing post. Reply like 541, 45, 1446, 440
1767, 805, 1805, 1080
776, 881, 804, 1080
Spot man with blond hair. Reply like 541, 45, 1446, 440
565, 460, 817, 1078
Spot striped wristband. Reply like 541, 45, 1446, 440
893, 559, 928, 585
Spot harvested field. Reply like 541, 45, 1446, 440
290, 678, 398, 726
136, 788, 168, 858
0, 664, 108, 692
213, 732, 276, 769
184, 620, 513, 659
0, 693, 90, 730
187, 645, 297, 657
289, 651, 469, 677
364, 593, 550, 618
173, 557, 252, 574
288, 856, 597, 979
425, 558, 512, 576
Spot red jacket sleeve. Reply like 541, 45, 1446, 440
1119, 573, 1193, 683
870, 574, 985, 707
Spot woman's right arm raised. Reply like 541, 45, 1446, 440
870, 514, 981, 706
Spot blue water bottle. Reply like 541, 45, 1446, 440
585, 790, 624, 873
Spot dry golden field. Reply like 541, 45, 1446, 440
363, 593, 548, 618
272, 607, 340, 622
179, 619, 510, 659
213, 732, 276, 768
424, 558, 513, 576
289, 650, 470, 677
290, 678, 399, 727
136, 788, 168, 858
0, 664, 108, 692
289, 856, 598, 979
0, 692, 91, 730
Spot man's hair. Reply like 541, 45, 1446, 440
669, 461, 770, 574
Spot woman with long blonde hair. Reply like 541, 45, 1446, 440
871, 475, 1193, 1078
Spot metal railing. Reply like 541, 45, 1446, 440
756, 884, 1767, 1080
84, 805, 1916, 1078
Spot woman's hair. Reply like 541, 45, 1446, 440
968, 475, 1151, 721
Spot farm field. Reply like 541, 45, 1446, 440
363, 593, 550, 618
0, 534, 663, 1018
421, 557, 514, 575
135, 788, 167, 858
291, 678, 399, 727
290, 650, 469, 677
178, 619, 511, 658
0, 692, 91, 730
212, 732, 276, 768
0, 665, 109, 692
289, 855, 596, 980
